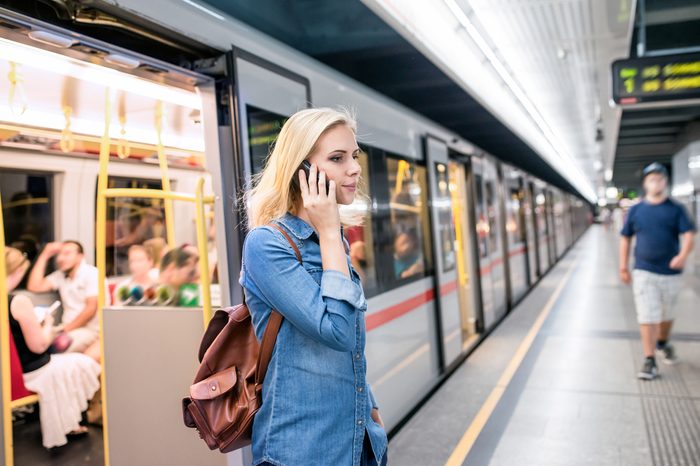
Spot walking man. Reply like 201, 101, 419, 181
620, 162, 695, 380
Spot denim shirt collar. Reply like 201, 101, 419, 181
276, 212, 316, 241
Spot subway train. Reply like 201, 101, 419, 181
0, 3, 590, 465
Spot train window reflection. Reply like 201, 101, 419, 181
342, 149, 377, 291
247, 105, 288, 174
474, 174, 489, 259
387, 158, 432, 281
0, 170, 53, 266
435, 163, 456, 273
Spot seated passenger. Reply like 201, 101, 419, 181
393, 230, 424, 279
158, 247, 201, 306
115, 245, 157, 304
27, 241, 99, 359
5, 247, 101, 449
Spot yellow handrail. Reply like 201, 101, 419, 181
102, 188, 214, 205
95, 87, 112, 466
155, 101, 176, 248
194, 178, 213, 326
1, 191, 15, 466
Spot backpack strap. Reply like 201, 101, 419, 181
255, 222, 302, 389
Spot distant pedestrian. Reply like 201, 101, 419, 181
619, 163, 695, 380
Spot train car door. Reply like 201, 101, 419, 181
503, 167, 529, 302
448, 155, 481, 350
206, 48, 311, 304
534, 183, 551, 273
425, 136, 475, 367
425, 136, 462, 366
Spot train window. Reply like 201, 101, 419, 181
0, 169, 53, 263
485, 181, 499, 254
103, 177, 165, 277
435, 163, 456, 273
343, 149, 378, 292
247, 105, 288, 174
386, 157, 432, 282
507, 187, 524, 246
101, 176, 221, 307
474, 173, 489, 259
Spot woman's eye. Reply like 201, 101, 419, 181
330, 156, 342, 162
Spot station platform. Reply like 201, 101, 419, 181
390, 225, 700, 466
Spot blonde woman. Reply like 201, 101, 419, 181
5, 247, 101, 449
240, 108, 388, 465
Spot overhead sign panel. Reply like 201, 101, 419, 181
612, 53, 700, 105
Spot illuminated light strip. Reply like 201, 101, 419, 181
445, 253, 579, 466
0, 107, 205, 152
181, 0, 227, 20
0, 38, 201, 109
441, 0, 595, 202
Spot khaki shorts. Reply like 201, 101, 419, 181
632, 269, 683, 324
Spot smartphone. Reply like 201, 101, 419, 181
300, 161, 330, 195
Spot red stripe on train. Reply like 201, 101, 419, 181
479, 245, 526, 275
365, 279, 458, 331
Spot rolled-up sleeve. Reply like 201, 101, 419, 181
321, 270, 367, 311
243, 227, 365, 352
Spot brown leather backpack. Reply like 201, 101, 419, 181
182, 224, 300, 453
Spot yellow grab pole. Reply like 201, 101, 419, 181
194, 177, 213, 327
155, 101, 176, 248
95, 87, 112, 466
102, 188, 214, 205
0, 192, 15, 466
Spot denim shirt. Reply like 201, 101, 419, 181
240, 213, 388, 466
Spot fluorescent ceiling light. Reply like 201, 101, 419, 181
27, 30, 78, 49
0, 106, 204, 152
0, 37, 201, 109
181, 0, 226, 20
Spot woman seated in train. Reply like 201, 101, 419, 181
393, 229, 424, 279
114, 244, 158, 304
5, 247, 101, 449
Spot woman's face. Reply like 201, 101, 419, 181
307, 124, 361, 205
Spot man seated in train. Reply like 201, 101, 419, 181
27, 240, 100, 358
158, 245, 200, 289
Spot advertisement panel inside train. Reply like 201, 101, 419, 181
612, 53, 700, 104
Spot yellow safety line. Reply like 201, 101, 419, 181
95, 87, 112, 466
194, 177, 213, 326
0, 191, 15, 466
445, 254, 579, 466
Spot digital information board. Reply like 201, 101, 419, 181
612, 53, 700, 105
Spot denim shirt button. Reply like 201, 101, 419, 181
355, 352, 361, 360
357, 419, 363, 425
357, 386, 364, 392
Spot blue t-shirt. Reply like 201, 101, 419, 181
620, 198, 696, 275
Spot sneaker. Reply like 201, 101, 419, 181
638, 358, 658, 380
657, 344, 679, 365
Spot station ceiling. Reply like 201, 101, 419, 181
195, 0, 585, 198
614, 0, 700, 192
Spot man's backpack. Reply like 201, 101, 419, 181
182, 224, 300, 453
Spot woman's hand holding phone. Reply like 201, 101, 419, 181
298, 162, 340, 237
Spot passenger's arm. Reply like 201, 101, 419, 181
670, 232, 695, 270
27, 242, 61, 292
62, 296, 97, 332
11, 294, 53, 353
619, 236, 631, 284
243, 227, 366, 352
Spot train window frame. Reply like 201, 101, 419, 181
0, 167, 55, 262
371, 150, 434, 292
246, 105, 289, 175
95, 176, 167, 278
434, 161, 456, 274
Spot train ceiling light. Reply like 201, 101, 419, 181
0, 37, 201, 109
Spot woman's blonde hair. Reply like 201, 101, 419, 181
245, 107, 367, 229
